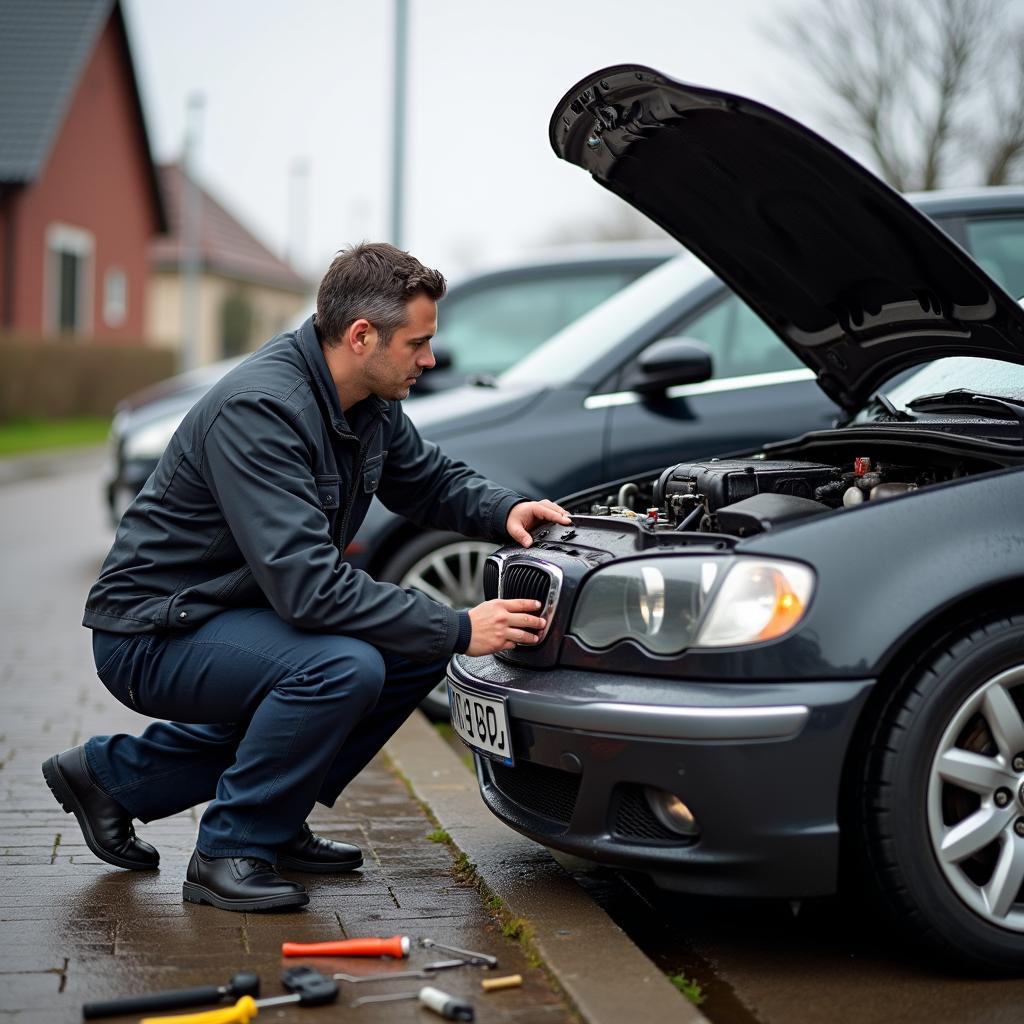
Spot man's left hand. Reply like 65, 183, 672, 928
506, 500, 573, 548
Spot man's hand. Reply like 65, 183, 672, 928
506, 499, 572, 548
467, 599, 546, 656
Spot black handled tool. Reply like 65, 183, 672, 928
81, 972, 259, 1019
141, 969, 336, 1023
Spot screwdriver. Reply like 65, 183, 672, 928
82, 972, 259, 1019
350, 985, 474, 1020
281, 934, 410, 958
140, 968, 337, 1024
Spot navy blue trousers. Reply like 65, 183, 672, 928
84, 609, 447, 861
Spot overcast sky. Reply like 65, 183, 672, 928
123, 0, 819, 281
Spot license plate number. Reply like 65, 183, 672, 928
448, 680, 513, 766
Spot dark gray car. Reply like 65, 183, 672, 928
447, 64, 1024, 971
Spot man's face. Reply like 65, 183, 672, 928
362, 293, 438, 401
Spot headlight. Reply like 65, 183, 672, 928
694, 559, 814, 647
122, 411, 187, 461
570, 558, 721, 654
569, 557, 813, 654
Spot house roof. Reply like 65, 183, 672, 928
0, 0, 165, 228
151, 163, 310, 294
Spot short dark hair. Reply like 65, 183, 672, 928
316, 242, 446, 346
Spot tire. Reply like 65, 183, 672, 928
862, 614, 1024, 972
379, 531, 498, 721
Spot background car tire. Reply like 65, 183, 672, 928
379, 531, 497, 721
861, 613, 1024, 972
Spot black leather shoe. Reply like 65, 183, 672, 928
276, 823, 363, 873
182, 850, 309, 912
41, 746, 159, 870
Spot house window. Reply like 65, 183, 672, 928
103, 267, 127, 327
45, 224, 94, 336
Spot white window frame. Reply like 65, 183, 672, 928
103, 266, 128, 327
44, 223, 94, 336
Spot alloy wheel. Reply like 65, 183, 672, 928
927, 664, 1024, 930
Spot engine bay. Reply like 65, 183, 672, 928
571, 431, 1019, 540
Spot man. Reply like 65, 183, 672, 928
42, 243, 570, 912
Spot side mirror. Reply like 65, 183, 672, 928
430, 343, 453, 371
623, 337, 713, 394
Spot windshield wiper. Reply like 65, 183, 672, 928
468, 373, 498, 388
907, 389, 1024, 440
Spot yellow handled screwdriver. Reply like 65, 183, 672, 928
141, 968, 337, 1024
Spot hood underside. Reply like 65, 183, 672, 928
549, 65, 1024, 412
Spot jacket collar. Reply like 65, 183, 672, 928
294, 315, 391, 434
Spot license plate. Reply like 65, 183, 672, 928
447, 680, 514, 766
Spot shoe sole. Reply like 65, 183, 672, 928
182, 880, 309, 912
276, 854, 363, 874
41, 756, 158, 871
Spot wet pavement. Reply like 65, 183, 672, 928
0, 458, 570, 1023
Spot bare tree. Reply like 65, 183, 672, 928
773, 0, 1024, 190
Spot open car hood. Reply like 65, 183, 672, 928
550, 65, 1024, 413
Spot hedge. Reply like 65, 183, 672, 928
0, 335, 177, 421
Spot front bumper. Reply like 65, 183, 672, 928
448, 654, 874, 898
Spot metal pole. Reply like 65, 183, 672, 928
389, 0, 408, 248
287, 158, 310, 276
181, 92, 205, 371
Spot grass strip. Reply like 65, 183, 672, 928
0, 417, 110, 456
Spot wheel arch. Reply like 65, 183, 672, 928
835, 577, 1024, 885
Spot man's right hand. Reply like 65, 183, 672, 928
466, 599, 546, 656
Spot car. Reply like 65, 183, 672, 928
103, 244, 676, 523
352, 181, 1024, 717
444, 64, 1024, 971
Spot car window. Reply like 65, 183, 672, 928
661, 291, 802, 379
965, 217, 1024, 298
502, 255, 714, 387
439, 269, 643, 374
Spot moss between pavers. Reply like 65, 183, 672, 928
385, 753, 582, 1024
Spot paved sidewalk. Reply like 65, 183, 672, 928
0, 466, 568, 1023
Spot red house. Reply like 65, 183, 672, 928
0, 0, 165, 343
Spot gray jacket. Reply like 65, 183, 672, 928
84, 317, 527, 661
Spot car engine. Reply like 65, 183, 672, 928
578, 435, 1015, 540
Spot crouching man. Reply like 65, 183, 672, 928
43, 242, 570, 912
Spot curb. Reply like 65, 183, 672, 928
385, 710, 708, 1024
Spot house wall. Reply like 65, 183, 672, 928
148, 271, 311, 366
7, 15, 158, 342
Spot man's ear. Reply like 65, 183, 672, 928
346, 318, 374, 353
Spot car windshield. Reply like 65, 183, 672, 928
879, 357, 1024, 414
499, 254, 714, 387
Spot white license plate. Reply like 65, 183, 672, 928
448, 680, 513, 766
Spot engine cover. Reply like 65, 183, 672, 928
654, 459, 837, 512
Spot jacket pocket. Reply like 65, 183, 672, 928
314, 474, 341, 511
362, 453, 385, 494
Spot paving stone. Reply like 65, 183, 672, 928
0, 464, 570, 1023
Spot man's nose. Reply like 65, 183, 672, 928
418, 345, 437, 369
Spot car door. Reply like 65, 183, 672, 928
601, 287, 840, 480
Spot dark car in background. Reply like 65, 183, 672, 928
447, 65, 1024, 971
103, 243, 675, 522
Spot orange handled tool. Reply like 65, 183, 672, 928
281, 936, 410, 958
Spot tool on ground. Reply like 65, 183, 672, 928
332, 958, 468, 983
349, 985, 474, 1020
281, 935, 410, 958
81, 972, 260, 1019
140, 968, 337, 1024
481, 974, 523, 992
419, 938, 498, 967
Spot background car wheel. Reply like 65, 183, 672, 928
861, 613, 1024, 971
379, 531, 497, 721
